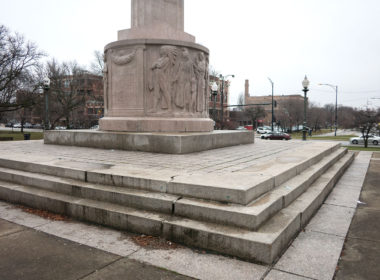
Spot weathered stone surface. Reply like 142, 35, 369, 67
264, 270, 311, 280
306, 204, 355, 237
275, 231, 345, 280
118, 0, 195, 42
44, 130, 254, 154
129, 247, 268, 280
0, 140, 355, 264
100, 39, 212, 133
101, 0, 212, 134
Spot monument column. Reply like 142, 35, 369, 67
100, 0, 213, 132
44, 0, 254, 153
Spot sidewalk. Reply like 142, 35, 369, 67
335, 152, 380, 280
0, 219, 193, 280
0, 151, 376, 280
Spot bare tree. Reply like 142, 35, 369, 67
46, 60, 90, 129
323, 104, 335, 130
245, 106, 266, 128
237, 93, 244, 107
276, 109, 291, 132
89, 50, 104, 76
208, 65, 220, 78
354, 108, 379, 148
309, 103, 326, 131
0, 25, 45, 115
282, 98, 304, 131
337, 106, 356, 129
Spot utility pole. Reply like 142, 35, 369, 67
268, 78, 274, 132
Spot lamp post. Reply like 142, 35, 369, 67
211, 82, 219, 125
319, 83, 338, 137
219, 74, 234, 129
43, 77, 50, 130
268, 78, 274, 132
302, 76, 310, 141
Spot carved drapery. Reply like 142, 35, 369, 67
148, 45, 208, 116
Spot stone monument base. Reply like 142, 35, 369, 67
99, 117, 214, 133
44, 130, 254, 154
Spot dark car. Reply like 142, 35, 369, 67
261, 132, 291, 140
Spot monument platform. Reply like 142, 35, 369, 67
0, 140, 354, 263
44, 130, 254, 154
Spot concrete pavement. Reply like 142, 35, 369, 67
0, 219, 192, 280
334, 152, 380, 280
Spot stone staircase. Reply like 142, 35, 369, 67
0, 142, 354, 264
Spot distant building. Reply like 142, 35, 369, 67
243, 79, 305, 126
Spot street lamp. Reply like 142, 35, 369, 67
268, 78, 274, 132
211, 82, 219, 125
319, 83, 338, 137
302, 76, 310, 141
219, 74, 234, 129
43, 77, 50, 130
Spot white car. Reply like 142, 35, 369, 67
350, 135, 380, 145
257, 127, 271, 134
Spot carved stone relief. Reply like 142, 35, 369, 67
103, 51, 109, 113
111, 49, 136, 65
108, 48, 140, 112
147, 45, 209, 116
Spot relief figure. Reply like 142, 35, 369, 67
149, 46, 178, 112
103, 50, 109, 112
174, 48, 194, 110
195, 52, 207, 112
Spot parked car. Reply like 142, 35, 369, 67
257, 127, 271, 134
5, 122, 13, 127
350, 135, 379, 145
24, 122, 32, 128
13, 123, 22, 128
32, 123, 42, 129
236, 126, 247, 130
261, 131, 291, 140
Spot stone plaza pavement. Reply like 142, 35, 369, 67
0, 139, 308, 175
0, 139, 375, 279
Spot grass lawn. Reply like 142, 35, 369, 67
343, 146, 380, 152
304, 135, 357, 141
291, 131, 357, 141
0, 130, 44, 141
290, 129, 334, 139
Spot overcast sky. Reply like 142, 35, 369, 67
1, 0, 380, 108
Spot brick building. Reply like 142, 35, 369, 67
242, 79, 305, 126
26, 73, 104, 128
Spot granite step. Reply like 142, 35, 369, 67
0, 180, 166, 236
163, 151, 355, 264
174, 148, 350, 230
0, 151, 354, 264
0, 166, 179, 214
167, 142, 341, 205
0, 142, 341, 205
0, 147, 347, 230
